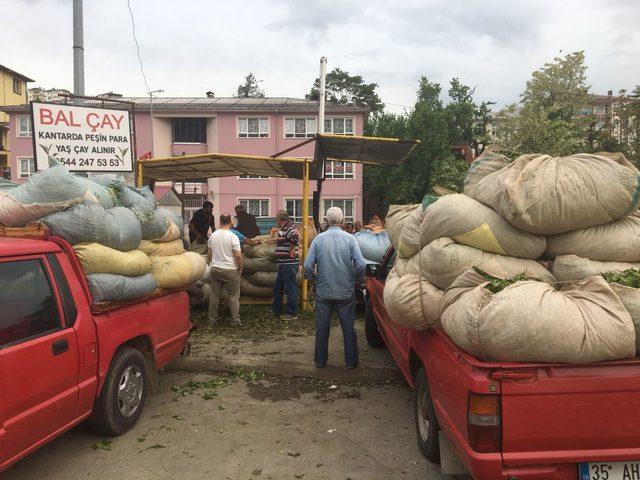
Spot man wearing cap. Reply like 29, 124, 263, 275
189, 201, 216, 245
304, 207, 366, 369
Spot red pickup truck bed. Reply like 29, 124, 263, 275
365, 255, 640, 480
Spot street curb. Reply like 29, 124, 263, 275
164, 354, 403, 384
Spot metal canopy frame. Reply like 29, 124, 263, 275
136, 134, 419, 311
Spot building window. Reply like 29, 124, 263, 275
13, 78, 22, 95
324, 117, 355, 135
238, 174, 269, 179
323, 199, 354, 223
17, 116, 31, 138
285, 117, 316, 138
172, 118, 207, 143
324, 160, 354, 179
239, 199, 270, 218
18, 157, 35, 178
286, 199, 313, 223
238, 117, 269, 138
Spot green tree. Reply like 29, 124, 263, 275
496, 51, 591, 155
235, 73, 265, 98
307, 68, 384, 113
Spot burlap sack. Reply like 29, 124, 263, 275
243, 255, 278, 274
552, 255, 640, 282
150, 252, 206, 289
243, 235, 276, 259
240, 278, 273, 298
441, 276, 635, 363
138, 239, 185, 257
383, 267, 443, 330
404, 237, 555, 289
464, 153, 640, 235
546, 210, 640, 261
74, 243, 150, 276
440, 265, 513, 313
397, 194, 546, 259
386, 204, 420, 250
609, 283, 640, 353
463, 150, 511, 191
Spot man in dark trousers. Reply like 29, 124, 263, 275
273, 210, 300, 321
234, 204, 261, 238
188, 201, 216, 245
304, 207, 366, 369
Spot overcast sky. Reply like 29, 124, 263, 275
3, 0, 640, 113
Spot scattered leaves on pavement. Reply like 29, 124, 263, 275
92, 439, 112, 451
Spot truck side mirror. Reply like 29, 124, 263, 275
366, 264, 379, 278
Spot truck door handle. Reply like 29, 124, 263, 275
52, 339, 69, 355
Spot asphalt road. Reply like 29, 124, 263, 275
5, 372, 449, 480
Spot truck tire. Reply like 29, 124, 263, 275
90, 347, 148, 436
365, 297, 386, 348
414, 367, 440, 463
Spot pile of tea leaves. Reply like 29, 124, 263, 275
473, 266, 533, 294
602, 269, 640, 288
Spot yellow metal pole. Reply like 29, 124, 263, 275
136, 161, 143, 188
301, 161, 310, 312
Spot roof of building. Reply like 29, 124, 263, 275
0, 65, 34, 83
0, 96, 370, 114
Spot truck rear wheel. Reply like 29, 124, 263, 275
414, 367, 440, 463
365, 297, 386, 348
90, 347, 148, 436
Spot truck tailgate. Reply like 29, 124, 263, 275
500, 360, 640, 465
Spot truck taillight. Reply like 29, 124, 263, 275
468, 393, 501, 453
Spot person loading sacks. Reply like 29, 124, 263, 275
273, 210, 300, 321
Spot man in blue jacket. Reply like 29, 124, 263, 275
304, 207, 366, 369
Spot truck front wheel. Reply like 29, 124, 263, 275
414, 367, 440, 463
90, 347, 148, 436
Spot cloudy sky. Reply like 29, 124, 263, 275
2, 0, 640, 112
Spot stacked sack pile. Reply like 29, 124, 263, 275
384, 150, 640, 363
0, 162, 205, 303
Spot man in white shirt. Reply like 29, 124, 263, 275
207, 213, 243, 325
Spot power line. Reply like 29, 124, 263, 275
126, 0, 151, 93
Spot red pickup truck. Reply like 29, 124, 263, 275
0, 225, 191, 472
365, 248, 640, 480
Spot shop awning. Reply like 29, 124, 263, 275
138, 152, 310, 182
311, 133, 420, 179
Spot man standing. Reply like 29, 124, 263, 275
234, 204, 261, 238
207, 213, 242, 326
189, 201, 216, 245
273, 210, 300, 321
304, 207, 366, 369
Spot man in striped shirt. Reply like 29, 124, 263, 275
273, 210, 300, 320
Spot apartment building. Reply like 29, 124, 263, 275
0, 65, 33, 178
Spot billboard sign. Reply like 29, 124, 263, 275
31, 102, 133, 172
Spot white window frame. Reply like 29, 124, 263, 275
237, 116, 270, 138
285, 198, 313, 223
324, 160, 355, 179
324, 117, 355, 136
17, 116, 31, 138
322, 198, 355, 223
238, 174, 270, 179
284, 116, 317, 138
238, 198, 270, 218
17, 156, 35, 178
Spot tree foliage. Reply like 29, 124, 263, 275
235, 73, 265, 98
363, 76, 490, 217
307, 68, 384, 113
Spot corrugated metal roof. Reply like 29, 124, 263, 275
0, 96, 369, 113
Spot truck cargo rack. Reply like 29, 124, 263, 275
0, 222, 51, 239
91, 288, 184, 314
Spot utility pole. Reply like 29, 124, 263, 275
148, 89, 164, 158
73, 0, 85, 105
313, 57, 328, 230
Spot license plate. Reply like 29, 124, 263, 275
580, 462, 640, 480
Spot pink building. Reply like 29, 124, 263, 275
1, 97, 368, 224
